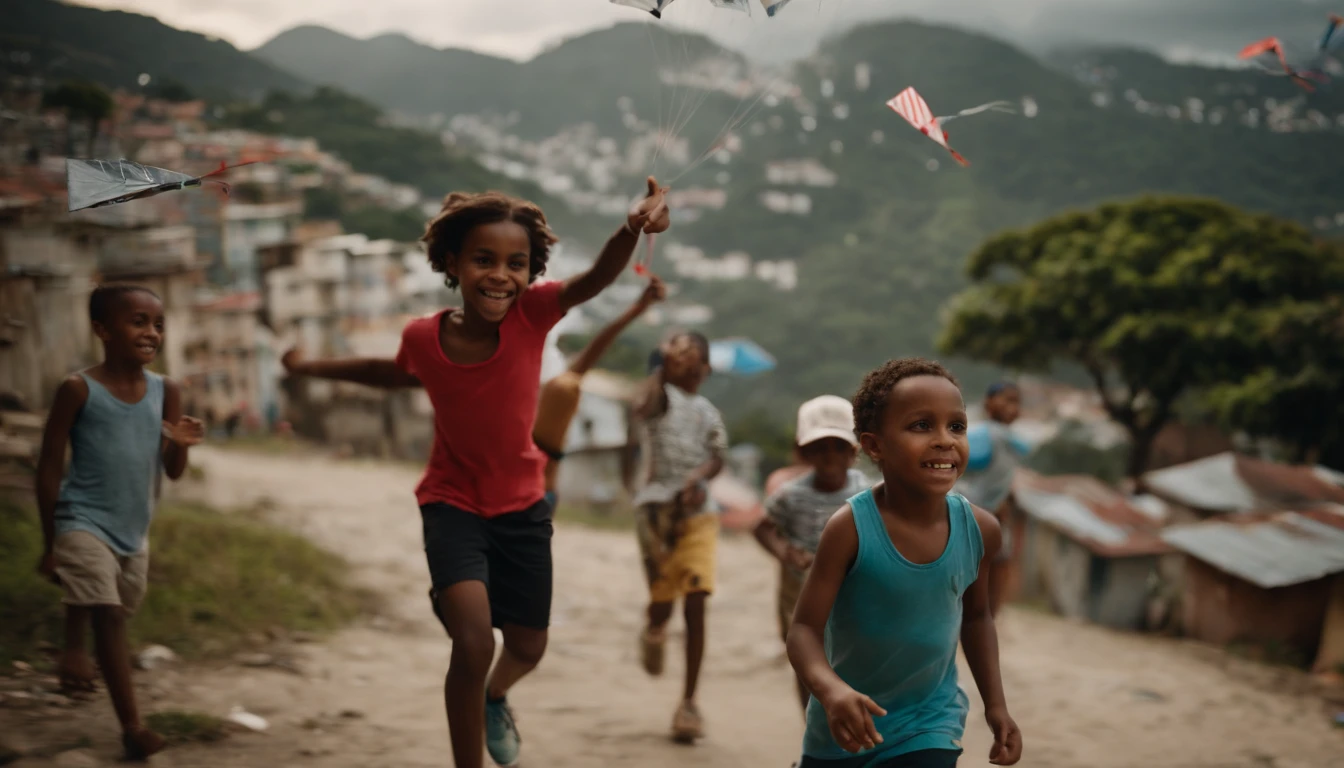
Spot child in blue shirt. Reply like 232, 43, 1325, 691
787, 358, 1022, 768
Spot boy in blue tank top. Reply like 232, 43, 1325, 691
787, 358, 1022, 768
35, 284, 205, 761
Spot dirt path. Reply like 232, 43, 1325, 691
6, 447, 1344, 768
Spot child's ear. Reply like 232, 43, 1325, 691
445, 251, 460, 279
92, 321, 111, 342
858, 433, 881, 465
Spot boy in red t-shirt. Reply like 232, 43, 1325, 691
283, 178, 670, 768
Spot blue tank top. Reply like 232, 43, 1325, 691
55, 371, 164, 556
802, 489, 984, 762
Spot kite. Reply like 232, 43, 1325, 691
886, 87, 1014, 167
1237, 16, 1344, 92
66, 158, 252, 212
610, 0, 677, 18
759, 0, 794, 16
634, 233, 657, 276
708, 0, 751, 11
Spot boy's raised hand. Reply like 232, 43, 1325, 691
636, 275, 668, 309
822, 685, 887, 754
163, 416, 205, 447
628, 176, 671, 235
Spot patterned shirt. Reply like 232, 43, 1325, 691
633, 383, 728, 514
766, 468, 870, 561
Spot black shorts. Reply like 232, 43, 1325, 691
422, 496, 554, 631
798, 748, 961, 768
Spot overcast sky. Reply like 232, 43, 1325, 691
75, 0, 1078, 60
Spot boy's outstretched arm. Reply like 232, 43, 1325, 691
962, 505, 1023, 766
281, 349, 420, 389
160, 379, 204, 481
35, 375, 89, 580
558, 176, 670, 313
787, 506, 885, 754
568, 275, 666, 376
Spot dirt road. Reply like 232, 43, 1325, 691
6, 447, 1343, 767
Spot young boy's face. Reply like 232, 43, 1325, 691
96, 291, 164, 366
985, 386, 1021, 424
450, 220, 532, 324
799, 437, 857, 489
662, 335, 708, 391
861, 375, 968, 497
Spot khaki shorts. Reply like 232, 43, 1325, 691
636, 502, 719, 603
52, 531, 149, 614
777, 564, 805, 642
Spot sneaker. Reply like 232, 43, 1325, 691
640, 625, 666, 677
485, 695, 522, 767
671, 699, 703, 743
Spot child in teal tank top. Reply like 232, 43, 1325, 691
787, 358, 1023, 768
35, 285, 204, 761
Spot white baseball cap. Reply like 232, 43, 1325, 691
796, 395, 858, 447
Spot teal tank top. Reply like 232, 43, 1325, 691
55, 371, 164, 556
802, 489, 984, 763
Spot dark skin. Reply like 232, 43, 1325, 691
631, 337, 722, 709
786, 375, 1023, 766
983, 385, 1020, 618
753, 436, 859, 711
34, 290, 203, 756
282, 180, 669, 768
543, 275, 666, 493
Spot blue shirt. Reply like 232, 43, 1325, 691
802, 489, 984, 763
55, 371, 164, 555
955, 421, 1030, 512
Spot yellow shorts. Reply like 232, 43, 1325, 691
636, 503, 718, 603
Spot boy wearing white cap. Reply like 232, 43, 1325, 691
754, 395, 870, 711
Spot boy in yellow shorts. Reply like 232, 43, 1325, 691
630, 330, 726, 743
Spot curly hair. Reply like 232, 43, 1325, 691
421, 191, 558, 289
852, 357, 959, 439
89, 283, 160, 325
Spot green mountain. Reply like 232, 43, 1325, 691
1, 0, 308, 100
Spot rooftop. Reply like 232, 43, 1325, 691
1160, 511, 1344, 589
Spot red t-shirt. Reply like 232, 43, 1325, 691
395, 279, 566, 517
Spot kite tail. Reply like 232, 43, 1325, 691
1290, 73, 1318, 92
948, 148, 970, 167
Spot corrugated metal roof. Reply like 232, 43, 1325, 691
1014, 486, 1130, 549
1143, 453, 1257, 513
1160, 513, 1344, 589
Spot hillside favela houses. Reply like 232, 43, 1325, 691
2, 71, 1343, 681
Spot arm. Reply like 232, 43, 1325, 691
568, 275, 665, 376
282, 349, 420, 389
558, 177, 670, 313
786, 506, 884, 753
35, 376, 88, 573
961, 504, 1023, 766
160, 378, 204, 481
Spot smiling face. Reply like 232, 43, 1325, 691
985, 385, 1022, 425
95, 290, 165, 366
447, 220, 533, 324
859, 375, 969, 497
799, 437, 858, 493
661, 334, 709, 392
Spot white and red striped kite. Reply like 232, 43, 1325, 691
886, 87, 1016, 167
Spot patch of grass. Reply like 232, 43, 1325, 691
146, 710, 229, 744
554, 503, 631, 532
0, 494, 369, 665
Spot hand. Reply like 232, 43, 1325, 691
280, 347, 305, 374
162, 416, 205, 447
986, 705, 1022, 765
627, 176, 670, 235
820, 685, 886, 754
36, 552, 59, 586
784, 546, 814, 571
636, 275, 667, 309
679, 477, 707, 510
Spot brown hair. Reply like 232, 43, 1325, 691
421, 191, 558, 289
852, 357, 959, 439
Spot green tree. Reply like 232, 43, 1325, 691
1204, 294, 1344, 467
43, 80, 113, 156
938, 196, 1342, 480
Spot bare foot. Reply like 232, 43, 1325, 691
122, 727, 167, 761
